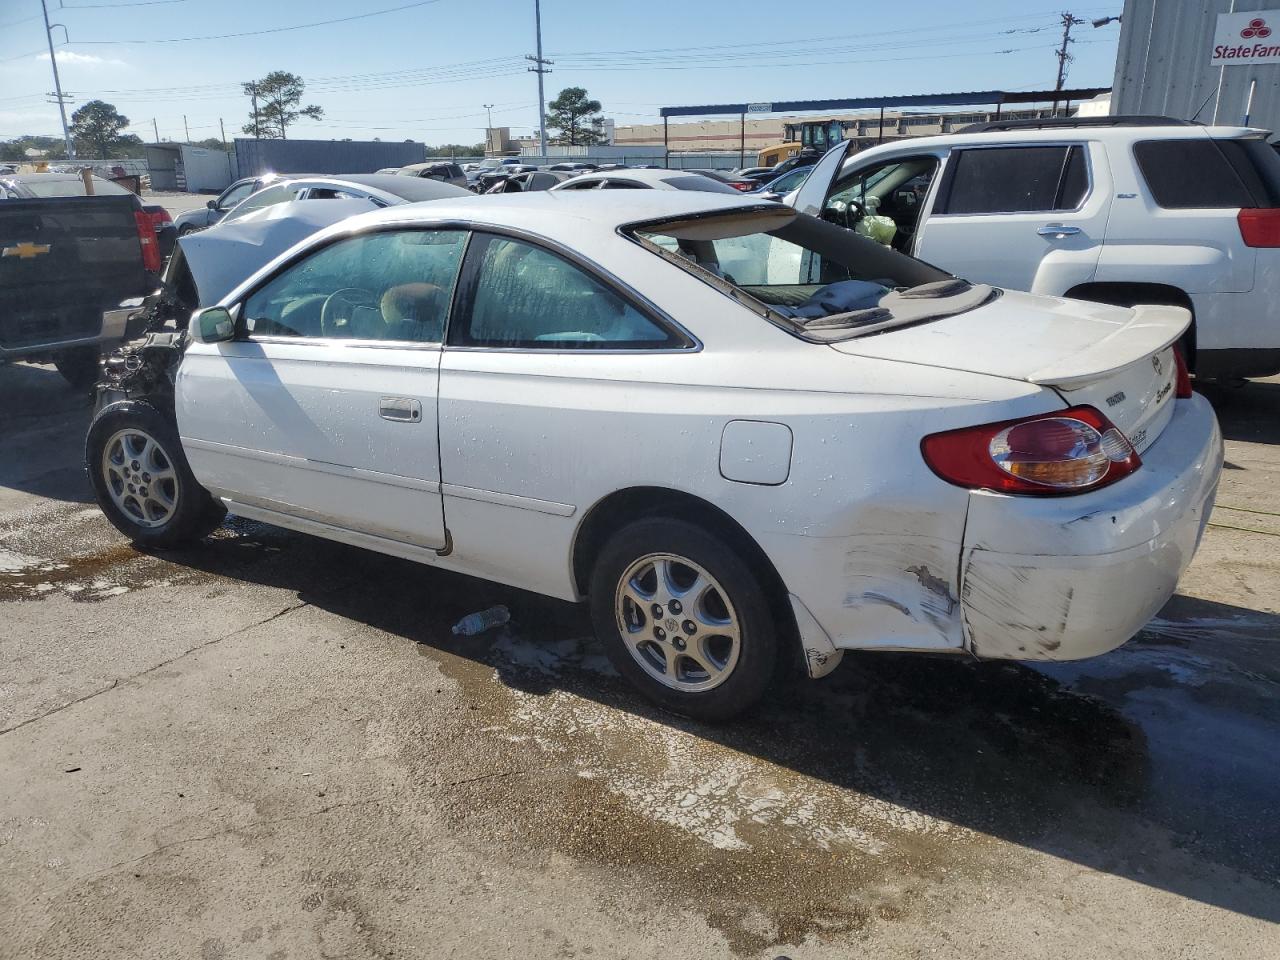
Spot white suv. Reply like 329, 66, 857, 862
790, 117, 1280, 381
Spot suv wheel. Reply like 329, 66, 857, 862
54, 346, 101, 389
589, 517, 778, 721
86, 401, 225, 547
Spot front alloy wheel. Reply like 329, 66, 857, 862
101, 428, 179, 528
86, 400, 225, 547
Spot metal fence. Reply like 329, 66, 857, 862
232, 138, 428, 178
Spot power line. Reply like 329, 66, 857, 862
71, 0, 445, 44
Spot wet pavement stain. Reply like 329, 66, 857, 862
386, 628, 1151, 954
0, 513, 289, 603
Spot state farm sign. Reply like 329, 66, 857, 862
1212, 11, 1280, 65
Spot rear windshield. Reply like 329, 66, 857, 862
1132, 138, 1280, 208
19, 176, 129, 198
630, 211, 986, 342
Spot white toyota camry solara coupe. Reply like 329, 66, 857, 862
86, 191, 1223, 720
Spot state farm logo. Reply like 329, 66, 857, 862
1242, 17, 1272, 39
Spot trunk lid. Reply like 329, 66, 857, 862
829, 290, 1186, 452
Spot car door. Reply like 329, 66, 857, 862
913, 142, 1109, 294
436, 232, 695, 596
175, 227, 469, 551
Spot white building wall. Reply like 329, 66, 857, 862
1113, 0, 1280, 131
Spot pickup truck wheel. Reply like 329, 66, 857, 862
589, 517, 778, 722
86, 401, 225, 547
54, 347, 101, 389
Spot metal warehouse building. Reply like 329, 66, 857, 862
1114, 0, 1280, 133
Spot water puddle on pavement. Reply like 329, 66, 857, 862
0, 510, 285, 603
400, 630, 1036, 954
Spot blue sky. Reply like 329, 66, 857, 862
0, 0, 1124, 145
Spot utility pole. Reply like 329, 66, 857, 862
249, 82, 261, 139
526, 0, 553, 158
152, 117, 160, 143
219, 117, 227, 150
1053, 11, 1087, 114
483, 103, 494, 155
183, 115, 191, 143
39, 0, 74, 159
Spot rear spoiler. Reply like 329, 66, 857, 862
1026, 304, 1190, 389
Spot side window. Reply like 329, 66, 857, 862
218, 181, 255, 209
558, 178, 602, 190
938, 146, 1088, 215
241, 229, 468, 343
1134, 140, 1254, 208
452, 234, 680, 349
221, 183, 297, 222
600, 179, 647, 189
304, 187, 361, 200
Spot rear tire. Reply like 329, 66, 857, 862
86, 400, 225, 547
588, 517, 779, 722
54, 347, 101, 389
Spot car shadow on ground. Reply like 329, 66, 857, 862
0, 362, 95, 504
1199, 376, 1280, 445
161, 516, 1280, 927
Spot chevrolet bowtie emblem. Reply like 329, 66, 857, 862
2, 241, 51, 259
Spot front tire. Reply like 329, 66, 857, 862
589, 517, 779, 721
86, 401, 225, 547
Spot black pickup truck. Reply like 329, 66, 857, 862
1, 174, 159, 387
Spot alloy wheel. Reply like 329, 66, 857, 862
614, 552, 741, 692
101, 428, 179, 528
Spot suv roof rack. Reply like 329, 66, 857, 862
958, 115, 1198, 134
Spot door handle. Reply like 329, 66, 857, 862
379, 397, 422, 423
1037, 223, 1082, 238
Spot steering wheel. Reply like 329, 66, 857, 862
821, 198, 867, 230
320, 287, 380, 338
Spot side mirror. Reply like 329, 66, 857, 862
207, 199, 218, 210
190, 306, 235, 344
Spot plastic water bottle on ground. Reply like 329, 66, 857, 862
451, 605, 510, 637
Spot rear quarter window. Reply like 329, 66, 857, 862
1133, 139, 1255, 208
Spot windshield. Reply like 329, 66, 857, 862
632, 210, 980, 340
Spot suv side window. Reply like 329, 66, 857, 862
451, 234, 680, 349
937, 145, 1088, 214
1134, 140, 1255, 208
242, 229, 468, 342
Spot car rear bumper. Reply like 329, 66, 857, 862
959, 392, 1223, 661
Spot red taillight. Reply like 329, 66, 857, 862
729, 181, 755, 191
133, 210, 162, 273
148, 207, 173, 232
1173, 345, 1193, 398
921, 405, 1141, 495
1237, 208, 1280, 247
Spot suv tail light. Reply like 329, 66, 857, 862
1237, 208, 1280, 247
148, 207, 173, 232
729, 180, 755, 191
133, 210, 162, 273
921, 405, 1141, 495
1173, 345, 1193, 398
